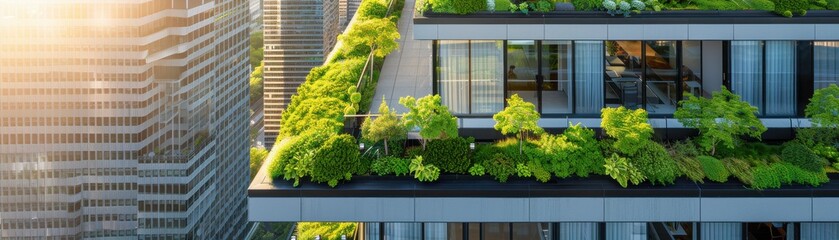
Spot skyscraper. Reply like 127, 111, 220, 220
0, 0, 250, 238
263, 0, 340, 147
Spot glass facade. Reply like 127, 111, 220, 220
433, 40, 821, 118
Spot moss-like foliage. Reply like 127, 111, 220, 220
782, 142, 825, 172
537, 123, 605, 178
772, 0, 809, 17
573, 0, 603, 10
676, 156, 706, 183
630, 141, 680, 185
698, 156, 730, 183
430, 0, 488, 14
371, 156, 411, 176
723, 157, 755, 186
751, 162, 829, 189
268, 131, 332, 186
422, 137, 472, 174
311, 134, 362, 187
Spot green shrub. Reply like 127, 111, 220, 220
310, 134, 362, 187
630, 142, 680, 185
515, 163, 531, 177
409, 156, 441, 182
751, 165, 781, 189
675, 87, 766, 156
601, 106, 654, 155
422, 137, 472, 174
430, 0, 487, 14
468, 163, 486, 176
698, 156, 730, 183
751, 162, 829, 189
723, 157, 754, 186
604, 153, 646, 188
794, 127, 839, 149
371, 156, 410, 176
297, 222, 357, 240
675, 156, 705, 183
279, 97, 347, 137
268, 131, 331, 186
537, 124, 604, 178
772, 0, 808, 17
357, 0, 389, 20
782, 142, 824, 172
829, 0, 839, 9
749, 0, 776, 10
494, 0, 512, 11
671, 139, 702, 158
573, 0, 603, 10
528, 160, 552, 183
475, 144, 518, 182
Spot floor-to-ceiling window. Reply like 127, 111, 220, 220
436, 40, 504, 115
437, 40, 470, 114
542, 41, 573, 114
506, 41, 540, 108
730, 40, 797, 116
604, 41, 643, 110
645, 40, 679, 114
682, 41, 703, 98
814, 41, 839, 90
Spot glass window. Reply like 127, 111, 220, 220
765, 41, 796, 116
482, 223, 510, 240
730, 41, 764, 112
542, 41, 573, 114
506, 41, 539, 108
604, 41, 642, 110
437, 40, 470, 114
575, 41, 604, 114
682, 41, 704, 97
470, 41, 504, 114
645, 41, 679, 114
814, 41, 839, 90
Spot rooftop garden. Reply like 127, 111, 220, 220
415, 0, 839, 17
261, 0, 839, 191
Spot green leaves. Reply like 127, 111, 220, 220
409, 156, 441, 182
361, 100, 407, 155
339, 18, 400, 58
604, 153, 645, 188
601, 106, 653, 155
310, 134, 362, 187
494, 94, 543, 154
674, 86, 766, 156
279, 97, 347, 137
805, 84, 839, 128
400, 95, 459, 149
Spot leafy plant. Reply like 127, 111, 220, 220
723, 157, 755, 186
698, 156, 730, 183
280, 97, 347, 137
630, 141, 680, 185
519, 2, 531, 14
494, 94, 544, 154
535, 0, 556, 12
604, 153, 645, 188
782, 142, 825, 172
422, 137, 472, 174
805, 84, 839, 128
357, 0, 389, 20
772, 0, 808, 17
675, 156, 705, 183
751, 162, 829, 189
400, 95, 459, 150
371, 156, 411, 176
250, 147, 269, 180
601, 106, 653, 155
310, 134, 362, 187
574, 0, 602, 10
515, 163, 531, 177
429, 0, 488, 14
296, 222, 357, 240
362, 100, 407, 155
529, 160, 552, 182
269, 130, 331, 186
537, 123, 604, 178
602, 0, 650, 17
469, 163, 486, 176
674, 87, 766, 156
409, 156, 441, 182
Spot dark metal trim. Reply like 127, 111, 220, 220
414, 10, 839, 25
432, 40, 438, 95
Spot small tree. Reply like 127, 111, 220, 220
674, 86, 766, 156
339, 18, 400, 83
601, 106, 653, 155
399, 95, 458, 150
805, 84, 839, 128
493, 94, 543, 154
362, 99, 407, 155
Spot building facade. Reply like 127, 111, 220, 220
263, 0, 341, 147
0, 0, 250, 238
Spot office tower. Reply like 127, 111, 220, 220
0, 0, 250, 239
339, 0, 362, 27
263, 0, 340, 147
250, 0, 263, 32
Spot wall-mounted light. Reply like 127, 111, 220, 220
359, 143, 365, 151
469, 142, 476, 151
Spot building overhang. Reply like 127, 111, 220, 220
413, 10, 839, 40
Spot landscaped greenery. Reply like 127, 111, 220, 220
296, 222, 357, 240
417, 0, 838, 16
266, 0, 838, 188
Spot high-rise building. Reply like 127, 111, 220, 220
263, 0, 341, 147
0, 0, 250, 239
339, 0, 362, 27
250, 0, 263, 32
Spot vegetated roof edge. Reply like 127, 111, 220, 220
413, 10, 839, 24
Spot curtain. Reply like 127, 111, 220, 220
559, 223, 599, 240
765, 41, 796, 116
814, 41, 839, 90
575, 41, 604, 114
730, 41, 764, 112
606, 223, 647, 240
423, 223, 447, 240
384, 223, 422, 240
437, 40, 469, 114
470, 40, 504, 114
701, 223, 742, 240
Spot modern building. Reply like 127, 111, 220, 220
340, 0, 363, 27
249, 1, 839, 239
263, 0, 341, 147
250, 0, 263, 32
0, 0, 250, 239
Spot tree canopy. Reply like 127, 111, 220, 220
399, 95, 458, 149
339, 18, 400, 58
362, 100, 407, 155
805, 84, 839, 128
674, 86, 766, 155
601, 106, 653, 155
493, 94, 543, 154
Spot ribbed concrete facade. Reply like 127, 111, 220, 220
0, 0, 250, 239
263, 0, 340, 147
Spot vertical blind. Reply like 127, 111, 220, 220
765, 41, 796, 116
470, 41, 504, 114
730, 41, 764, 112
814, 41, 839, 90
575, 41, 604, 114
437, 40, 469, 114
